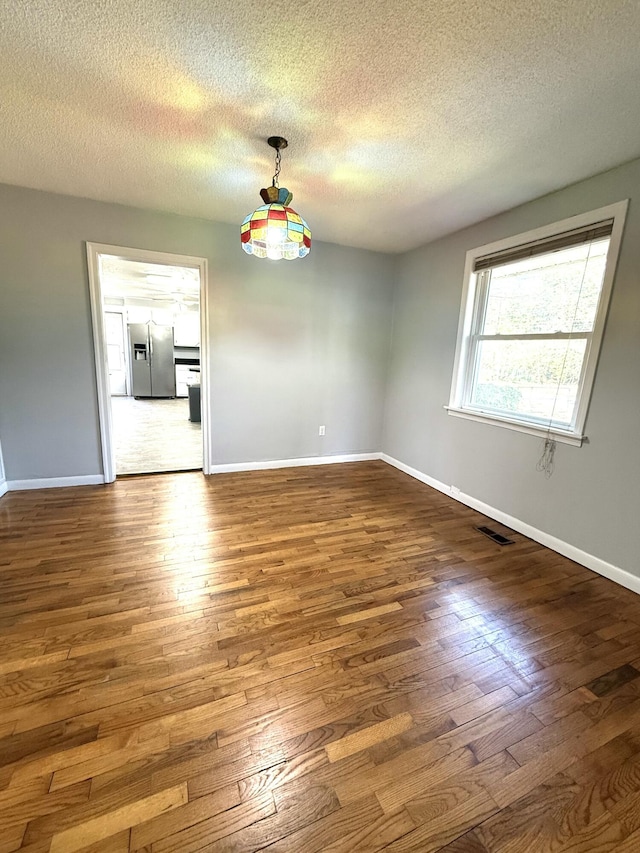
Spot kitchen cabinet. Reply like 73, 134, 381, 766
175, 363, 199, 397
173, 313, 200, 347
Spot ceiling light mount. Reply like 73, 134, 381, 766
240, 136, 311, 261
267, 136, 288, 151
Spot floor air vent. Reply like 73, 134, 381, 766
475, 526, 515, 546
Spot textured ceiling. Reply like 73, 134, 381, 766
1, 1, 640, 253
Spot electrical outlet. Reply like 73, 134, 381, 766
319, 425, 326, 436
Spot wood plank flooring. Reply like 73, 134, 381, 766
2, 461, 640, 851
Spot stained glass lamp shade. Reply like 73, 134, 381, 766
241, 186, 311, 260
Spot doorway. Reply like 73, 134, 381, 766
87, 244, 210, 481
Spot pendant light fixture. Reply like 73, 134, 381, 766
241, 136, 311, 260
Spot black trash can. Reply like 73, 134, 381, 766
188, 384, 201, 423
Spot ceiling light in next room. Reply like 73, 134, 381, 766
240, 136, 311, 261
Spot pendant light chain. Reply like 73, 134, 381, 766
272, 147, 282, 188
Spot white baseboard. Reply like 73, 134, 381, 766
381, 453, 640, 597
380, 454, 452, 497
209, 452, 382, 475
0, 479, 7, 498
7, 474, 105, 491
6, 456, 383, 487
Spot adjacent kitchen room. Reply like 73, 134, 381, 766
98, 254, 203, 475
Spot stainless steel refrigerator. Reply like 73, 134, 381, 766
128, 323, 175, 397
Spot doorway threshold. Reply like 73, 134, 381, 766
116, 468, 203, 479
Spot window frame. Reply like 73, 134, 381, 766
447, 200, 629, 446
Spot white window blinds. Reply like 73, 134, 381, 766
473, 220, 614, 272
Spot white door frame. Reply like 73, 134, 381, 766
0, 436, 6, 498
86, 242, 211, 483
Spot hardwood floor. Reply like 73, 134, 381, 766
2, 460, 640, 851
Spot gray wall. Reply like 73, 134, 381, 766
383, 158, 640, 574
0, 184, 394, 479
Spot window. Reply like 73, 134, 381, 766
448, 201, 628, 445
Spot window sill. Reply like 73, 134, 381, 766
444, 406, 585, 446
